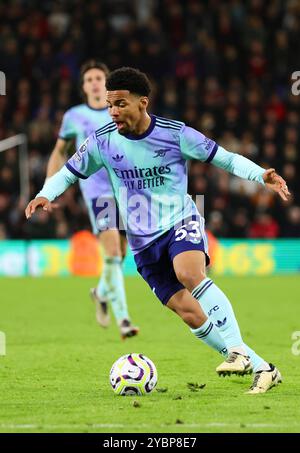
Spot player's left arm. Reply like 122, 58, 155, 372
211, 146, 290, 201
179, 125, 290, 201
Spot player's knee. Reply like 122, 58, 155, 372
176, 269, 206, 291
103, 239, 122, 258
105, 247, 121, 258
100, 231, 122, 258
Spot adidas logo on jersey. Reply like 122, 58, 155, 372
112, 154, 124, 162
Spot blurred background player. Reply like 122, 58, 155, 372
46, 60, 139, 339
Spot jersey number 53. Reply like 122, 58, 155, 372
175, 220, 202, 242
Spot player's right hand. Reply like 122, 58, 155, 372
25, 197, 53, 219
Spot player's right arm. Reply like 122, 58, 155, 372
46, 110, 76, 178
25, 166, 78, 218
25, 133, 104, 219
46, 138, 69, 178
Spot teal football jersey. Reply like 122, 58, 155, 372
67, 115, 218, 252
59, 104, 113, 200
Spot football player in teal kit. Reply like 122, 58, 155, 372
26, 67, 290, 393
45, 61, 138, 339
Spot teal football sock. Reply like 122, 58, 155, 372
97, 256, 129, 324
244, 345, 270, 372
96, 273, 109, 301
192, 278, 267, 370
191, 318, 228, 356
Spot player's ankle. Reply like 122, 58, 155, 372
228, 346, 248, 356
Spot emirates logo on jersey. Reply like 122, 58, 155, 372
113, 164, 171, 180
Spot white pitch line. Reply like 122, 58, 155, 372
0, 424, 37, 429
1, 422, 300, 430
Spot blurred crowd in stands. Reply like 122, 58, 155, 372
0, 0, 300, 240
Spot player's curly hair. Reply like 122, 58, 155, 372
106, 67, 151, 96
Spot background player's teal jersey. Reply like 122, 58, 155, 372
59, 104, 113, 200
66, 115, 218, 253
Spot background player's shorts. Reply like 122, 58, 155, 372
134, 216, 210, 305
86, 197, 126, 237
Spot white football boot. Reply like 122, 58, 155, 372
246, 364, 282, 394
90, 288, 110, 328
119, 319, 139, 340
216, 351, 253, 376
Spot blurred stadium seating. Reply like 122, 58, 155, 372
0, 0, 299, 240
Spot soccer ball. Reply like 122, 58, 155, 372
109, 353, 158, 396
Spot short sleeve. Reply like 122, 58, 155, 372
58, 110, 77, 140
179, 125, 218, 162
66, 133, 104, 179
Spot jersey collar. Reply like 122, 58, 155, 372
123, 114, 156, 141
86, 103, 108, 112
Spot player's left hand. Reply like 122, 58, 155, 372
263, 168, 291, 201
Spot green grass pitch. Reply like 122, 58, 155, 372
0, 275, 300, 433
